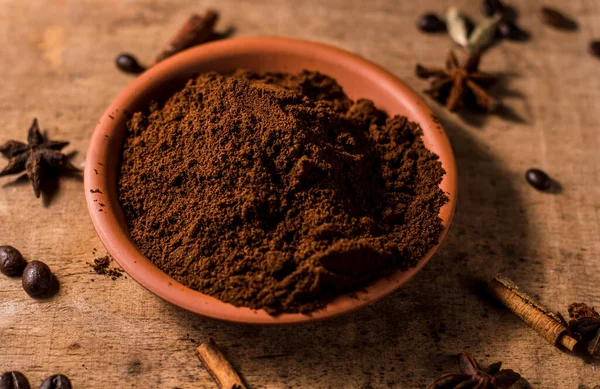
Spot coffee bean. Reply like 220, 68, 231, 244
417, 13, 446, 33
498, 21, 530, 41
22, 261, 54, 297
0, 371, 30, 389
115, 53, 146, 74
482, 0, 505, 16
0, 246, 26, 277
589, 40, 600, 58
540, 7, 578, 31
39, 374, 71, 389
526, 169, 552, 191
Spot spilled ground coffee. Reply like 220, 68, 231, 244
117, 70, 447, 314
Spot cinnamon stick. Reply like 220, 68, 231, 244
489, 274, 579, 352
196, 338, 248, 389
153, 10, 219, 65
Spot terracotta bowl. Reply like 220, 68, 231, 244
84, 37, 457, 324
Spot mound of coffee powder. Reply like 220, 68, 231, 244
117, 70, 447, 314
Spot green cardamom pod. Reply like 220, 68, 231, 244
468, 14, 503, 52
446, 7, 469, 47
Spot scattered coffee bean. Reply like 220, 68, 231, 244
498, 21, 529, 41
0, 371, 30, 389
22, 261, 54, 297
502, 6, 520, 23
115, 53, 146, 74
0, 246, 26, 277
540, 7, 578, 31
482, 0, 505, 16
526, 169, 552, 191
417, 13, 446, 33
589, 40, 600, 58
39, 374, 71, 389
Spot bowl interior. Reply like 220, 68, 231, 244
84, 37, 457, 324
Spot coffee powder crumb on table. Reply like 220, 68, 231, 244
88, 255, 123, 280
117, 69, 447, 314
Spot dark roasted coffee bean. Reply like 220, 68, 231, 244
115, 53, 146, 74
498, 21, 530, 41
526, 169, 552, 191
417, 13, 446, 33
39, 374, 71, 389
22, 261, 54, 297
0, 246, 26, 276
0, 371, 31, 389
482, 0, 505, 16
589, 40, 600, 58
540, 7, 578, 31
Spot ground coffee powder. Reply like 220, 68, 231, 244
88, 256, 123, 280
117, 70, 447, 314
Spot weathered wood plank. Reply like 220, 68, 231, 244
0, 0, 598, 388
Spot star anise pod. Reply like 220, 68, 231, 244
567, 302, 600, 357
416, 51, 498, 112
428, 353, 521, 389
0, 118, 79, 198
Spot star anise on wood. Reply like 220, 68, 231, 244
567, 302, 600, 357
0, 118, 79, 198
416, 51, 498, 112
428, 353, 521, 389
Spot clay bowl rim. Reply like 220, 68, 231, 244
84, 36, 458, 325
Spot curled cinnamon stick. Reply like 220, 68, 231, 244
196, 338, 248, 389
489, 274, 579, 352
153, 10, 219, 65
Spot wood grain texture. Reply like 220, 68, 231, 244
0, 0, 599, 388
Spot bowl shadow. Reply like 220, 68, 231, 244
163, 106, 542, 387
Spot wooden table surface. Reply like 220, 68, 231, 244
1, 0, 599, 388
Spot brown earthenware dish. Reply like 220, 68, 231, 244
84, 37, 458, 324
